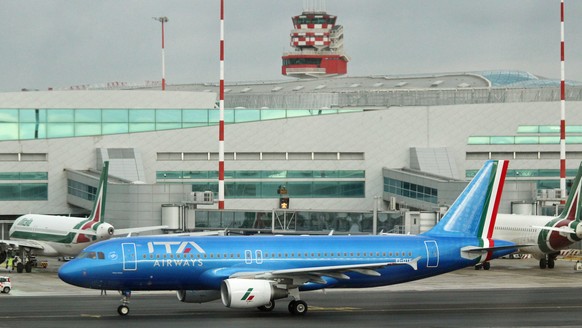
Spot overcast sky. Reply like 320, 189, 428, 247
1, 1, 581, 92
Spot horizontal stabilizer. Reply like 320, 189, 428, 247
532, 225, 575, 234
71, 229, 98, 236
461, 244, 523, 261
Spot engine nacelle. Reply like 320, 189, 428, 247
176, 290, 221, 303
575, 222, 582, 239
220, 279, 288, 309
96, 223, 115, 240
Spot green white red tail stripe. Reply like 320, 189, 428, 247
480, 160, 508, 262
75, 161, 109, 243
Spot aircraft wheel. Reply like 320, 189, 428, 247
539, 258, 547, 269
117, 305, 130, 316
483, 262, 491, 270
288, 300, 296, 313
16, 263, 24, 273
290, 300, 307, 315
258, 301, 275, 312
25, 262, 32, 273
548, 258, 555, 269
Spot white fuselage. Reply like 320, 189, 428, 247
494, 213, 554, 258
9, 214, 113, 257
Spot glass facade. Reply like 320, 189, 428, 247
0, 184, 47, 200
465, 169, 579, 179
0, 172, 48, 201
187, 181, 364, 198
469, 125, 582, 145
157, 170, 365, 199
383, 178, 438, 204
0, 108, 360, 141
67, 180, 98, 202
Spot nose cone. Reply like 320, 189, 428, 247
58, 260, 87, 287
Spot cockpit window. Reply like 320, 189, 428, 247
78, 251, 105, 260
78, 252, 96, 259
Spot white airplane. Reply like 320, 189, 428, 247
491, 162, 582, 269
0, 161, 166, 273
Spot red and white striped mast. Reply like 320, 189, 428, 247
559, 0, 566, 202
218, 0, 225, 209
153, 16, 169, 91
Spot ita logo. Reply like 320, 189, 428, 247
241, 288, 255, 302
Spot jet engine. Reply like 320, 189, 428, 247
176, 290, 221, 303
96, 223, 115, 240
574, 222, 582, 239
220, 279, 288, 309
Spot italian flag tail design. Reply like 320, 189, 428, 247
424, 160, 509, 239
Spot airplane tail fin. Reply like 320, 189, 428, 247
424, 160, 509, 238
88, 161, 109, 223
557, 162, 582, 221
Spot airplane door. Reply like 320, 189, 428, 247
424, 240, 439, 268
122, 243, 137, 271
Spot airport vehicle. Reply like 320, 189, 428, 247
493, 162, 582, 269
0, 161, 166, 273
59, 160, 518, 316
0, 276, 11, 293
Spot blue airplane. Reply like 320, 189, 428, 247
59, 160, 516, 316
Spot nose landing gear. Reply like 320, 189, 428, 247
117, 290, 131, 316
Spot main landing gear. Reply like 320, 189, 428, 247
539, 254, 556, 269
117, 290, 131, 316
256, 299, 308, 315
474, 261, 491, 270
256, 288, 308, 315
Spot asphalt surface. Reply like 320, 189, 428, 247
2, 258, 582, 327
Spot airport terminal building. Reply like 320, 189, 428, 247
1, 70, 582, 234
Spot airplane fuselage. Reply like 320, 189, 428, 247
9, 214, 114, 257
494, 213, 582, 258
60, 234, 516, 292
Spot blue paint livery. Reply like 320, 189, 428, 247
58, 160, 515, 316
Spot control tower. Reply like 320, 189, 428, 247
281, 1, 349, 78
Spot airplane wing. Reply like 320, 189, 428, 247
114, 225, 168, 237
0, 239, 44, 251
228, 257, 421, 285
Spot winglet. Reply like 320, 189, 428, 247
424, 160, 509, 238
88, 161, 109, 223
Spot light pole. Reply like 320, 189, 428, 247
153, 16, 169, 91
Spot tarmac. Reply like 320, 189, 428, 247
2, 257, 582, 297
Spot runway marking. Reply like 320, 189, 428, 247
308, 306, 361, 312
81, 314, 102, 318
